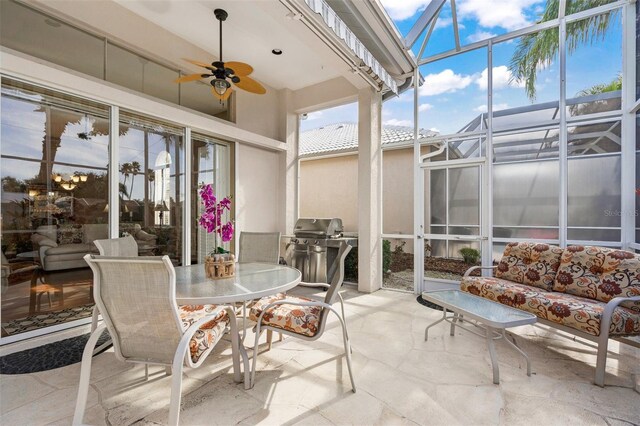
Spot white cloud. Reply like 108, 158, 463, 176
466, 30, 496, 43
380, 0, 430, 21
475, 66, 526, 90
473, 103, 509, 112
418, 103, 433, 112
420, 69, 475, 96
384, 118, 413, 127
429, 127, 440, 133
457, 0, 541, 31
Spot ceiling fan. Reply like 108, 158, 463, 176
174, 8, 266, 102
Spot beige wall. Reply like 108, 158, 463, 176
236, 144, 282, 234
299, 154, 359, 232
300, 146, 439, 255
299, 147, 416, 235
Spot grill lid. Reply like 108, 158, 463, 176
294, 218, 343, 238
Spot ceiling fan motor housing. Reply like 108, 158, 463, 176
214, 8, 228, 21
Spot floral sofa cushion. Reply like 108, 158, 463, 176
249, 293, 322, 337
553, 246, 640, 312
495, 242, 564, 291
461, 276, 640, 336
178, 304, 229, 364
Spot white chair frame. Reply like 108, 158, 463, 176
250, 243, 355, 392
74, 255, 249, 426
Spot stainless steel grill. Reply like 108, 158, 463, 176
284, 218, 357, 284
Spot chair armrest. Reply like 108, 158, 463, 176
297, 282, 330, 289
463, 265, 497, 278
600, 296, 640, 337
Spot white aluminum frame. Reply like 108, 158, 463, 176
408, 0, 636, 293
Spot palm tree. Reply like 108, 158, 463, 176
509, 0, 618, 100
120, 163, 132, 199
129, 161, 141, 200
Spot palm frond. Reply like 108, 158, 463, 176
509, 0, 618, 101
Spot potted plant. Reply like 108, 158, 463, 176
198, 183, 234, 278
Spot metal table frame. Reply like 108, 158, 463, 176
422, 290, 537, 384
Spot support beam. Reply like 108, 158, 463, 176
404, 0, 447, 49
279, 89, 299, 236
358, 87, 383, 293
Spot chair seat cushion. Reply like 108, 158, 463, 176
178, 305, 229, 364
249, 293, 322, 337
461, 276, 640, 336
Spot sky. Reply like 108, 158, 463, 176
299, 0, 623, 135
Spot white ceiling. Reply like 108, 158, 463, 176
109, 0, 350, 91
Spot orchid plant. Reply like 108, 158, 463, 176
198, 183, 234, 255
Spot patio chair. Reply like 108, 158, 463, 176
237, 231, 281, 338
249, 242, 355, 392
89, 236, 139, 352
74, 255, 245, 426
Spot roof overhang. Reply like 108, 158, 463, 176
281, 0, 401, 95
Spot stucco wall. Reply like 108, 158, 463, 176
299, 154, 359, 232
299, 147, 415, 235
236, 144, 282, 234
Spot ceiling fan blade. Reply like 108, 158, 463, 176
182, 58, 216, 71
225, 61, 253, 76
211, 86, 233, 101
233, 76, 266, 94
174, 74, 206, 83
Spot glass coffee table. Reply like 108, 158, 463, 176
422, 290, 537, 384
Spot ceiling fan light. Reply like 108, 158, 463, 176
213, 79, 229, 95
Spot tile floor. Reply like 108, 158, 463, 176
1, 287, 639, 425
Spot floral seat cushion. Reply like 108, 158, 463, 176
179, 304, 229, 364
495, 242, 564, 291
461, 276, 640, 336
249, 293, 322, 337
553, 246, 640, 312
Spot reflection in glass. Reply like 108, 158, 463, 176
191, 134, 233, 264
119, 113, 184, 265
1, 79, 109, 337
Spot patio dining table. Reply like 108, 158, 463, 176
174, 262, 302, 389
174, 262, 301, 305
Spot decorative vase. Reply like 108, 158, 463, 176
204, 254, 236, 279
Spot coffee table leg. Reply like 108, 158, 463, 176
424, 308, 447, 341
502, 330, 532, 377
450, 312, 459, 336
486, 327, 500, 384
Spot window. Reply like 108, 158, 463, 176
1, 79, 109, 337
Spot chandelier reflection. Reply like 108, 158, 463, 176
52, 173, 88, 191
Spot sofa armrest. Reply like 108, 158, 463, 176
463, 265, 497, 278
135, 229, 157, 242
32, 234, 58, 248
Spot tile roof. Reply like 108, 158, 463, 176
299, 122, 437, 157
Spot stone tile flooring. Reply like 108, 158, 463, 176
1, 287, 639, 425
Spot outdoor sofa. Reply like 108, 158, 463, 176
460, 242, 639, 386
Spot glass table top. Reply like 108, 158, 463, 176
175, 262, 301, 305
422, 290, 537, 328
